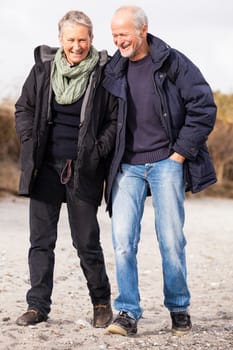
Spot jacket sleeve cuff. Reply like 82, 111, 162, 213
172, 143, 199, 161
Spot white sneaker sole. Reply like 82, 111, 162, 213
107, 324, 128, 336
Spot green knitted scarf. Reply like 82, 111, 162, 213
51, 46, 99, 104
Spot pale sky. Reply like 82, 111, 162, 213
0, 0, 233, 100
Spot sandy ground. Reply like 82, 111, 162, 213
0, 195, 233, 350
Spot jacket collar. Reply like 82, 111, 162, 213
147, 33, 170, 66
105, 33, 170, 79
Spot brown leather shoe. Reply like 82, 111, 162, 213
16, 309, 47, 326
93, 303, 113, 328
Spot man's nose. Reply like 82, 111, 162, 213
115, 36, 124, 46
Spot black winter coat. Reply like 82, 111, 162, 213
15, 45, 117, 206
103, 34, 217, 212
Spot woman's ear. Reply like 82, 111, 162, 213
58, 34, 63, 46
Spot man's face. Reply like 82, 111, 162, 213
60, 23, 92, 65
111, 11, 147, 61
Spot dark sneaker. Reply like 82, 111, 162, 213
170, 311, 192, 336
16, 309, 47, 326
93, 303, 113, 328
107, 311, 137, 336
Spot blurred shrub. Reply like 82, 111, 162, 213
205, 120, 233, 198
214, 92, 233, 123
0, 100, 19, 161
0, 91, 233, 197
208, 120, 233, 185
0, 100, 20, 195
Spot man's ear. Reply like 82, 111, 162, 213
140, 24, 148, 38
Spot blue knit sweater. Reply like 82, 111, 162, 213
123, 55, 169, 164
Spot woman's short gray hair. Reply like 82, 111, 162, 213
114, 5, 148, 30
58, 10, 93, 38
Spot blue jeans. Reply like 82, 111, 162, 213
111, 159, 190, 320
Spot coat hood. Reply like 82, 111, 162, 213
34, 45, 109, 67
34, 45, 58, 64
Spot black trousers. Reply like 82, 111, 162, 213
26, 160, 111, 317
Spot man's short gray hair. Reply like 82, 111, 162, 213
114, 5, 148, 30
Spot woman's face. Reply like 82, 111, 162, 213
60, 23, 93, 65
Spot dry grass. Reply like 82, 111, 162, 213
0, 98, 233, 199
0, 100, 19, 161
0, 160, 20, 197
0, 100, 20, 197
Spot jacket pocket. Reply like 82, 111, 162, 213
185, 144, 217, 193
18, 138, 35, 195
20, 138, 34, 170
78, 140, 101, 178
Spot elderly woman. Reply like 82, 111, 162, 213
15, 10, 117, 328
